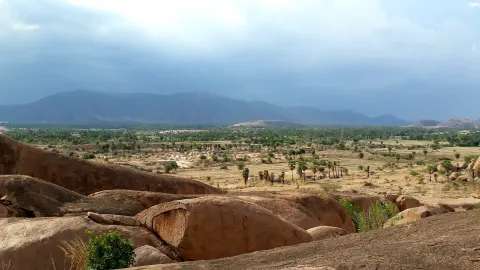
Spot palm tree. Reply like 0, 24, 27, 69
423, 149, 428, 160
311, 165, 318, 181
288, 160, 296, 180
326, 161, 333, 179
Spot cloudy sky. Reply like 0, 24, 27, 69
1, 0, 479, 120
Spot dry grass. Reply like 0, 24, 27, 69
59, 235, 88, 270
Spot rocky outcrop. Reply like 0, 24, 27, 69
129, 210, 480, 270
384, 204, 454, 227
87, 212, 140, 226
0, 135, 222, 195
133, 246, 173, 267
395, 195, 422, 212
272, 193, 356, 233
307, 226, 349, 241
136, 196, 312, 260
0, 175, 144, 217
89, 190, 199, 209
237, 196, 321, 230
0, 216, 172, 270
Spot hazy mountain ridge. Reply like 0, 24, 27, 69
0, 90, 408, 126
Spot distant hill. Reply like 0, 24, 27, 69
233, 120, 307, 128
437, 118, 476, 128
410, 120, 441, 127
0, 90, 408, 126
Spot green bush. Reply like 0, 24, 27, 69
339, 199, 363, 232
82, 153, 96, 159
359, 200, 398, 232
220, 164, 229, 170
86, 231, 135, 270
340, 199, 398, 233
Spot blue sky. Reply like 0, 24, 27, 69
0, 0, 479, 120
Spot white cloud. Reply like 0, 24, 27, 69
11, 22, 40, 31
470, 2, 480, 7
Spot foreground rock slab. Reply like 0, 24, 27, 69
136, 196, 312, 260
0, 216, 174, 270
128, 210, 480, 270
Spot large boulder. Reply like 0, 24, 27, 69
307, 226, 349, 241
474, 158, 480, 176
384, 204, 454, 227
0, 135, 222, 195
133, 245, 173, 267
0, 175, 144, 217
395, 195, 422, 212
271, 193, 356, 233
237, 195, 321, 230
0, 216, 176, 270
136, 196, 312, 260
344, 195, 381, 212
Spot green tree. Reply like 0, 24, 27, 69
297, 160, 308, 181
423, 149, 428, 159
358, 152, 364, 159
242, 168, 250, 185
86, 231, 135, 270
454, 153, 461, 160
288, 160, 296, 181
311, 164, 318, 181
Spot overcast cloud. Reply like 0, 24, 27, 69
0, 0, 479, 120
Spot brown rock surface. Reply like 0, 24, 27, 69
474, 158, 480, 176
0, 216, 173, 270
133, 245, 173, 267
395, 195, 422, 212
89, 190, 199, 209
343, 195, 381, 212
237, 195, 321, 229
384, 204, 454, 227
128, 210, 480, 270
0, 175, 144, 217
271, 193, 355, 233
87, 212, 140, 226
0, 135, 222, 195
136, 196, 312, 260
307, 226, 349, 241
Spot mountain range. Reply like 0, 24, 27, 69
0, 90, 408, 126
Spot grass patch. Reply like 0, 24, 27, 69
340, 200, 398, 232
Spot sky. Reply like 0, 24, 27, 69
0, 0, 479, 121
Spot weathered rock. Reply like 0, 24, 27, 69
0, 216, 176, 270
384, 194, 400, 203
136, 196, 312, 260
307, 226, 349, 241
0, 135, 222, 195
0, 175, 144, 217
89, 190, 199, 209
133, 246, 173, 267
237, 196, 321, 230
271, 193, 356, 233
345, 195, 381, 212
435, 198, 480, 211
384, 204, 454, 227
87, 212, 140, 226
474, 158, 480, 176
395, 195, 421, 212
